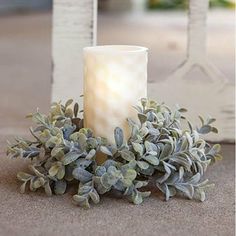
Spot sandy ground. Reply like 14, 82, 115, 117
0, 11, 235, 236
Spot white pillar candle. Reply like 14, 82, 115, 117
84, 45, 148, 143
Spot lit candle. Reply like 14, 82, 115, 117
83, 45, 148, 143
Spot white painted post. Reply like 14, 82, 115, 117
52, 0, 97, 107
149, 0, 234, 142
170, 0, 228, 82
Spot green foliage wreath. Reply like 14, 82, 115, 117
7, 98, 222, 209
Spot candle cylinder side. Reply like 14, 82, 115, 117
83, 45, 148, 143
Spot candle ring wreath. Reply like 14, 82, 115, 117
7, 98, 222, 209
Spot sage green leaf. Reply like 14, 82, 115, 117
87, 138, 98, 149
196, 161, 204, 176
188, 173, 201, 185
74, 103, 79, 117
168, 186, 177, 197
17, 172, 32, 181
101, 173, 113, 189
137, 161, 149, 170
54, 180, 67, 195
73, 194, 86, 203
20, 182, 27, 194
179, 166, 184, 180
138, 113, 147, 124
144, 141, 157, 153
114, 127, 123, 148
45, 136, 61, 149
62, 152, 82, 165
39, 177, 46, 185
211, 144, 221, 154
103, 160, 117, 169
65, 99, 73, 108
29, 165, 45, 178
79, 128, 93, 138
107, 174, 120, 186
107, 166, 121, 178
72, 167, 93, 183
76, 159, 92, 169
139, 126, 149, 137
124, 186, 133, 196
140, 191, 151, 198
157, 162, 171, 183
133, 105, 142, 113
207, 117, 216, 125
175, 184, 194, 199
44, 181, 52, 196
69, 132, 80, 142
33, 125, 46, 132
89, 190, 100, 204
49, 164, 59, 177
140, 165, 155, 176
65, 164, 74, 181
113, 180, 125, 191
132, 142, 143, 156
142, 155, 159, 166
100, 146, 112, 156
211, 127, 218, 133
178, 108, 187, 112
86, 149, 96, 160
200, 191, 206, 202
95, 166, 106, 177
78, 182, 92, 194
141, 98, 147, 108
164, 183, 170, 201
32, 112, 48, 127
29, 178, 35, 191
65, 108, 73, 118
51, 147, 64, 158
214, 154, 223, 161
199, 125, 212, 134
159, 144, 172, 160
148, 127, 160, 136
135, 181, 148, 189
56, 166, 65, 180
121, 150, 135, 161
124, 169, 137, 181
185, 132, 193, 148
94, 177, 109, 195
170, 155, 192, 171
132, 192, 143, 205
121, 160, 137, 171
198, 115, 204, 125
80, 198, 90, 209
33, 178, 43, 189
201, 159, 211, 172
78, 133, 87, 150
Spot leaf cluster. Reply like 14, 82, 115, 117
7, 98, 222, 208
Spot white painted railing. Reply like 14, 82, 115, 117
51, 0, 234, 142
52, 0, 97, 108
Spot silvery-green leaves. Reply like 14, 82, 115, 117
17, 166, 53, 196
7, 98, 222, 208
73, 181, 100, 209
114, 127, 124, 148
197, 116, 218, 134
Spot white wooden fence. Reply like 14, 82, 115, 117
51, 0, 234, 142
52, 0, 97, 108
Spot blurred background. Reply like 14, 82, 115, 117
0, 0, 234, 136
